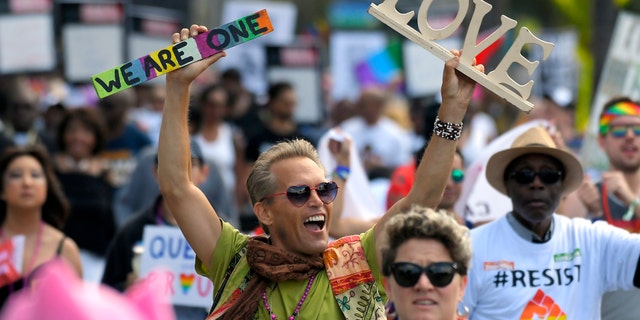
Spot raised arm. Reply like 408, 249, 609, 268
157, 25, 226, 270
374, 51, 483, 249
326, 132, 379, 238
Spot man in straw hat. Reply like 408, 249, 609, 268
462, 126, 640, 319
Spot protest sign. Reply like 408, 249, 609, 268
91, 9, 274, 99
140, 225, 213, 308
368, 0, 554, 113
0, 235, 24, 287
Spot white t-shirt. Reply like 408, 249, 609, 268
340, 116, 412, 169
463, 214, 640, 319
193, 123, 236, 194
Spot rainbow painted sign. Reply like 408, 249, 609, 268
91, 9, 273, 99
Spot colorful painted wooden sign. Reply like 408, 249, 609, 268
368, 0, 554, 113
91, 9, 273, 99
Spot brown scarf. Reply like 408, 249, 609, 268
222, 235, 325, 320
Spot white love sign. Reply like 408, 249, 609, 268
368, 0, 554, 113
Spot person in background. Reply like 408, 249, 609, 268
1, 78, 55, 153
387, 146, 468, 226
563, 97, 640, 320
97, 90, 152, 189
42, 103, 66, 150
463, 126, 640, 319
0, 146, 82, 308
220, 68, 261, 140
340, 87, 413, 180
52, 108, 115, 283
387, 101, 470, 227
192, 84, 245, 214
156, 24, 481, 319
111, 144, 237, 228
239, 80, 313, 231
102, 140, 210, 319
129, 84, 166, 147
381, 207, 471, 320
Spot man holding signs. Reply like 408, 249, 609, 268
156, 20, 482, 318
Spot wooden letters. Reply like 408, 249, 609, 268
369, 0, 554, 112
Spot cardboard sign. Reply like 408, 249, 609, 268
368, 0, 554, 113
91, 9, 274, 99
140, 225, 213, 308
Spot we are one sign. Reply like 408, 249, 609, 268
369, 0, 554, 112
91, 10, 273, 99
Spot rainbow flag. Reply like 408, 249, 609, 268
355, 39, 402, 87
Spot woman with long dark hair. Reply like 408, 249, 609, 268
0, 145, 82, 307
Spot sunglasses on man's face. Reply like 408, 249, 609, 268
260, 181, 339, 207
390, 262, 460, 288
608, 124, 640, 138
509, 169, 562, 185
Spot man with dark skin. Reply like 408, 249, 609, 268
463, 126, 640, 319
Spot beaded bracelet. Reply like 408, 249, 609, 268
433, 116, 463, 141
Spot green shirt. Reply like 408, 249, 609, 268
196, 220, 385, 319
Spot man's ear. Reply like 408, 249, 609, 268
254, 202, 273, 228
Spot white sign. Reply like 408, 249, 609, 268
62, 24, 124, 82
0, 14, 55, 74
268, 67, 322, 123
330, 31, 387, 101
222, 1, 297, 46
140, 225, 213, 308
403, 37, 461, 97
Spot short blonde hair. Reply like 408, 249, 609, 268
381, 205, 471, 276
246, 139, 324, 205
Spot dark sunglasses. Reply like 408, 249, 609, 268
451, 168, 464, 183
390, 262, 460, 288
509, 169, 562, 185
608, 124, 640, 138
260, 181, 339, 207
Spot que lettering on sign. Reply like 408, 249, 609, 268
91, 9, 274, 99
368, 0, 554, 112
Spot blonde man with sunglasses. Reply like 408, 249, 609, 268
157, 25, 482, 319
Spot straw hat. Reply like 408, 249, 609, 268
485, 126, 583, 196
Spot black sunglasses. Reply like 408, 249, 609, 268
509, 169, 562, 185
389, 262, 460, 288
260, 181, 339, 207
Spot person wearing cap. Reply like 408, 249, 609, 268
157, 24, 482, 319
462, 126, 640, 319
565, 97, 640, 320
101, 140, 214, 319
